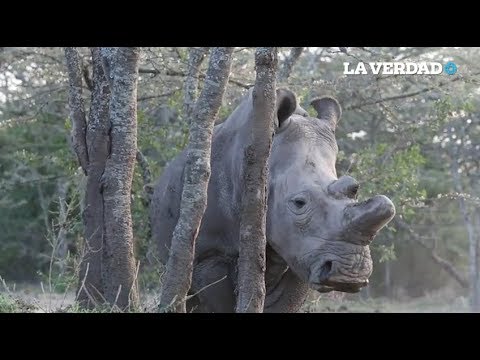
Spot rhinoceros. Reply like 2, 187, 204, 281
150, 88, 395, 313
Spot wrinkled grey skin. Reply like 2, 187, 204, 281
150, 88, 395, 312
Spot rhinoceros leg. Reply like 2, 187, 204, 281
187, 255, 236, 313
264, 269, 310, 313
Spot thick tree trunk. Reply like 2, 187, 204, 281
159, 47, 234, 312
183, 47, 209, 118
277, 47, 304, 82
66, 47, 141, 310
236, 47, 278, 313
101, 47, 140, 310
76, 47, 111, 307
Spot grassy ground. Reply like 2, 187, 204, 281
0, 284, 471, 313
302, 293, 470, 313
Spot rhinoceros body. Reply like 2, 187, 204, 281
150, 88, 395, 312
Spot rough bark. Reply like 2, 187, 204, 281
159, 47, 234, 312
235, 47, 278, 313
76, 47, 111, 307
101, 47, 140, 310
100, 47, 117, 88
277, 47, 304, 82
65, 47, 89, 174
183, 47, 209, 118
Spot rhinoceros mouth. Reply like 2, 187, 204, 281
302, 244, 373, 294
309, 259, 369, 293
310, 279, 368, 293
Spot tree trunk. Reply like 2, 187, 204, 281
469, 174, 480, 311
236, 47, 278, 313
183, 47, 209, 119
101, 47, 140, 311
473, 206, 480, 311
278, 47, 304, 82
159, 47, 234, 312
76, 47, 111, 307
66, 47, 141, 310
449, 155, 479, 311
65, 48, 89, 174
55, 179, 69, 275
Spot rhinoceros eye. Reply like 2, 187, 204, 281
294, 198, 306, 208
288, 192, 310, 214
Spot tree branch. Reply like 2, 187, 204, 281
278, 47, 304, 82
137, 89, 180, 102
183, 47, 209, 118
138, 67, 252, 89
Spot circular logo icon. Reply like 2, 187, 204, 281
444, 62, 457, 75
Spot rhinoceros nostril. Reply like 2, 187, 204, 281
347, 184, 359, 198
316, 260, 334, 284
322, 260, 333, 276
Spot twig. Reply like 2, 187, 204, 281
139, 67, 252, 89
111, 285, 122, 313
137, 89, 180, 101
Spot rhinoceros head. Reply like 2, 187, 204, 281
266, 89, 395, 293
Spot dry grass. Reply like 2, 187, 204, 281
0, 283, 472, 313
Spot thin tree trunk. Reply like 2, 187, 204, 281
136, 150, 153, 207
449, 151, 479, 311
236, 47, 278, 313
55, 179, 69, 274
277, 47, 304, 82
65, 47, 89, 175
384, 260, 392, 298
159, 47, 234, 312
76, 47, 111, 307
183, 47, 209, 118
468, 172, 480, 311
473, 205, 480, 311
101, 47, 140, 310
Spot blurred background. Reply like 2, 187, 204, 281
1, 47, 479, 312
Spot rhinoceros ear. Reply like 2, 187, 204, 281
310, 96, 342, 129
276, 88, 297, 128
